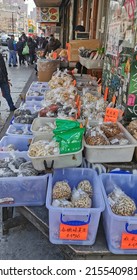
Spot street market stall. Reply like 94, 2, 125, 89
0, 64, 137, 259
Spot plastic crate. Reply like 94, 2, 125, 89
46, 168, 105, 245
6, 124, 32, 138
25, 100, 43, 108
0, 136, 32, 152
84, 122, 137, 163
31, 117, 55, 137
28, 134, 83, 170
0, 152, 48, 207
100, 173, 137, 254
26, 95, 44, 101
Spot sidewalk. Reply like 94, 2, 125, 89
0, 61, 65, 260
0, 63, 35, 138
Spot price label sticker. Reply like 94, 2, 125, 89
59, 224, 88, 240
104, 108, 119, 123
121, 233, 137, 249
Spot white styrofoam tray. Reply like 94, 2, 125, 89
28, 134, 83, 170
84, 122, 137, 163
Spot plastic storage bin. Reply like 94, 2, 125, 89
6, 124, 32, 138
31, 117, 55, 136
0, 152, 48, 207
46, 168, 105, 245
0, 135, 32, 152
84, 122, 137, 163
100, 173, 137, 254
28, 135, 83, 170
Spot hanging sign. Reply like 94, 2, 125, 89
36, 7, 59, 23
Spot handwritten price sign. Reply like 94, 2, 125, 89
59, 224, 88, 240
121, 233, 137, 249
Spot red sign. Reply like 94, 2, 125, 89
59, 224, 88, 240
121, 233, 137, 249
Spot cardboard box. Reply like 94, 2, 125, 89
67, 39, 100, 62
37, 59, 60, 82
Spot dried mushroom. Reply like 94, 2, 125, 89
108, 188, 136, 216
53, 181, 71, 200
77, 180, 93, 198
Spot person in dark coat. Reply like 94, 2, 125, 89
7, 35, 17, 67
27, 37, 36, 65
0, 54, 16, 111
16, 37, 24, 65
42, 37, 49, 49
43, 35, 61, 57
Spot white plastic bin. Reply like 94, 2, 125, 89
100, 173, 137, 254
31, 117, 55, 137
28, 135, 83, 170
46, 168, 105, 245
0, 136, 32, 152
84, 122, 137, 163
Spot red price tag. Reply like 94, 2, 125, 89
121, 233, 137, 249
59, 224, 88, 240
104, 108, 119, 123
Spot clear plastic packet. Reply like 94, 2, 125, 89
108, 185, 136, 216
52, 199, 74, 208
28, 140, 59, 157
77, 180, 93, 198
52, 181, 71, 200
71, 188, 92, 208
85, 126, 110, 146
18, 161, 39, 177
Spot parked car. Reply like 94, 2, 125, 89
1, 34, 10, 46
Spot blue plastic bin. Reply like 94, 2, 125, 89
100, 173, 137, 254
0, 152, 48, 206
0, 135, 32, 152
46, 168, 105, 245
6, 124, 32, 138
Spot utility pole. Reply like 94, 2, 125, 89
12, 12, 14, 35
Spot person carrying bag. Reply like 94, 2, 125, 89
22, 42, 29, 55
22, 41, 30, 66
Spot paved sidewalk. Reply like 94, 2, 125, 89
0, 63, 35, 137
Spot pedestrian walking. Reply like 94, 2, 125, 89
27, 37, 36, 65
16, 37, 25, 66
0, 54, 16, 111
7, 35, 17, 67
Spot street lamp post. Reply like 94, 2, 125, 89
12, 12, 14, 35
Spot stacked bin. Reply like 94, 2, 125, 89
46, 168, 105, 245
100, 173, 137, 254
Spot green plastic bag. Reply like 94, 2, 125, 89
22, 43, 29, 55
54, 127, 85, 154
53, 119, 81, 134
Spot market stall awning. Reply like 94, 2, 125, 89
33, 0, 62, 7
